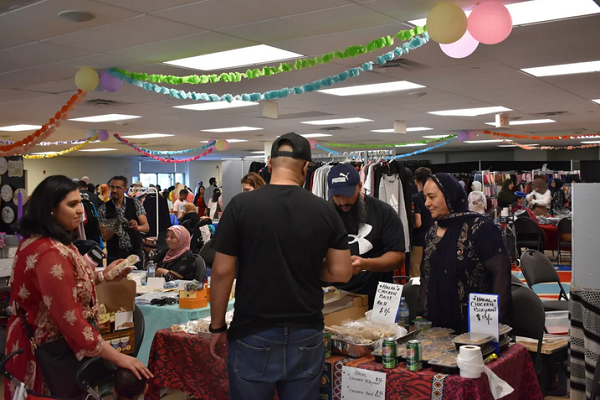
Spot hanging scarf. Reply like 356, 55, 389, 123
163, 226, 191, 263
426, 173, 480, 331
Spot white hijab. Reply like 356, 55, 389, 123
472, 181, 483, 192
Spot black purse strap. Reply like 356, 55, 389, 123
16, 304, 37, 350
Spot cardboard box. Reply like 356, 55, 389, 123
180, 297, 208, 309
103, 328, 135, 355
323, 293, 368, 326
97, 280, 136, 334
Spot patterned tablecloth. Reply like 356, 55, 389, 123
145, 330, 542, 400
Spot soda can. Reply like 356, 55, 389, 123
382, 337, 397, 369
406, 340, 422, 371
324, 331, 332, 359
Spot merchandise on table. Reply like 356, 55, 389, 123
418, 327, 454, 340
327, 317, 407, 357
324, 331, 332, 359
382, 337, 397, 369
406, 340, 423, 371
453, 332, 495, 348
171, 309, 235, 338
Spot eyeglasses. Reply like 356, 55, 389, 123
109, 185, 125, 190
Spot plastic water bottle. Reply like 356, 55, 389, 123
397, 297, 410, 328
147, 261, 156, 279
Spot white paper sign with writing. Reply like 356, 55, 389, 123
371, 281, 403, 324
341, 366, 386, 400
469, 293, 500, 341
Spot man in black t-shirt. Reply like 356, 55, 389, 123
411, 167, 433, 277
328, 164, 405, 309
210, 132, 352, 400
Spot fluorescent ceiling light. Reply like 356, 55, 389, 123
69, 114, 141, 123
409, 0, 599, 27
200, 139, 248, 143
522, 60, 600, 77
498, 145, 517, 148
201, 126, 262, 133
32, 152, 60, 155
580, 135, 600, 139
423, 135, 452, 139
174, 101, 258, 111
429, 106, 512, 117
302, 117, 373, 125
523, 144, 540, 146
592, 99, 600, 104
164, 45, 302, 71
464, 139, 511, 144
121, 133, 174, 139
581, 141, 600, 144
0, 124, 42, 131
319, 81, 425, 96
485, 119, 555, 126
251, 151, 265, 154
79, 148, 118, 152
371, 127, 433, 133
301, 133, 332, 138
395, 143, 427, 147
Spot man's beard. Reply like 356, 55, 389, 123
332, 196, 368, 234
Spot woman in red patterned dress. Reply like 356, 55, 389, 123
4, 176, 151, 398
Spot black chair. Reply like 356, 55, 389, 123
511, 285, 545, 376
194, 254, 207, 283
76, 357, 117, 400
510, 273, 524, 288
180, 219, 193, 234
132, 304, 145, 358
514, 217, 545, 255
519, 249, 569, 311
199, 239, 216, 268
556, 218, 572, 265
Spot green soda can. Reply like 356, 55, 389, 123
382, 337, 397, 369
324, 331, 332, 359
406, 340, 422, 371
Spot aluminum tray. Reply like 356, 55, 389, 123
331, 338, 375, 358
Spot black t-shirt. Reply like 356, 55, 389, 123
212, 184, 348, 341
413, 191, 433, 247
333, 195, 405, 308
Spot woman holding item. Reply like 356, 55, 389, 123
152, 225, 202, 282
419, 173, 512, 334
5, 176, 151, 398
527, 178, 551, 216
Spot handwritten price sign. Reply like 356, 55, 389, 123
342, 366, 386, 400
371, 281, 403, 324
469, 293, 500, 342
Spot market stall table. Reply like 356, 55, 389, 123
136, 300, 233, 365
539, 224, 558, 251
145, 329, 543, 400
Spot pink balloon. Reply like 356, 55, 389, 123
467, 131, 477, 140
308, 139, 318, 149
468, 1, 512, 45
440, 31, 479, 58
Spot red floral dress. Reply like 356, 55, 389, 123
4, 236, 104, 397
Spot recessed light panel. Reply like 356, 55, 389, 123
484, 119, 555, 126
301, 117, 373, 125
69, 114, 141, 123
201, 127, 263, 133
429, 106, 512, 117
319, 81, 425, 96
522, 60, 600, 77
174, 101, 258, 111
121, 133, 174, 139
0, 124, 42, 131
301, 133, 333, 138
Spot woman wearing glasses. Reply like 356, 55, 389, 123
4, 176, 151, 398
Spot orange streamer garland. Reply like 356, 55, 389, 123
480, 129, 600, 141
0, 90, 87, 153
503, 140, 600, 150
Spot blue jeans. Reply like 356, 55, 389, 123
227, 327, 324, 400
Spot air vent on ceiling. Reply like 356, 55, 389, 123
83, 99, 132, 107
257, 111, 333, 120
530, 111, 572, 117
372, 59, 430, 70
319, 126, 346, 132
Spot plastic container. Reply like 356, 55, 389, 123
545, 311, 570, 335
396, 298, 410, 328
147, 261, 156, 279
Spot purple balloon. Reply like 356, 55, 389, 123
457, 131, 469, 141
100, 72, 123, 93
97, 129, 109, 141
440, 31, 479, 59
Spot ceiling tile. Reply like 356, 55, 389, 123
0, 36, 30, 51
91, 0, 203, 13
220, 0, 351, 19
152, 1, 271, 30
0, 42, 95, 74
217, 18, 313, 44
46, 15, 202, 52
0, 0, 140, 41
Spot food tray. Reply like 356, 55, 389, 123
419, 328, 454, 340
499, 324, 512, 341
453, 332, 494, 350
332, 338, 375, 358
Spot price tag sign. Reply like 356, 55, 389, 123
469, 293, 500, 346
341, 366, 386, 400
371, 281, 403, 324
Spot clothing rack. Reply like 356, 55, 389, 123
312, 149, 396, 161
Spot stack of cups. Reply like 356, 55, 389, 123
501, 208, 509, 217
456, 345, 484, 379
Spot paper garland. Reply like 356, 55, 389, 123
325, 135, 456, 148
314, 137, 456, 159
0, 137, 91, 146
113, 134, 216, 155
108, 34, 430, 103
503, 140, 600, 150
480, 129, 600, 141
114, 134, 216, 163
0, 90, 86, 155
23, 135, 99, 159
109, 27, 426, 85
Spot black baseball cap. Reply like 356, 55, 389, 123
270, 132, 312, 162
328, 164, 361, 199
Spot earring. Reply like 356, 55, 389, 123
51, 212, 54, 216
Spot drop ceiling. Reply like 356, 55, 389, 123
0, 0, 600, 160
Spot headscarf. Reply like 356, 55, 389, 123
552, 179, 563, 193
163, 225, 191, 263
472, 181, 482, 192
497, 179, 517, 206
426, 173, 481, 331
533, 178, 548, 194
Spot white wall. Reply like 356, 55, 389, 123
188, 161, 222, 191
25, 156, 135, 192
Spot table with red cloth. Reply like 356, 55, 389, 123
539, 223, 559, 251
145, 329, 543, 400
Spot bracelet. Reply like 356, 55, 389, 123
97, 270, 105, 283
209, 324, 227, 333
